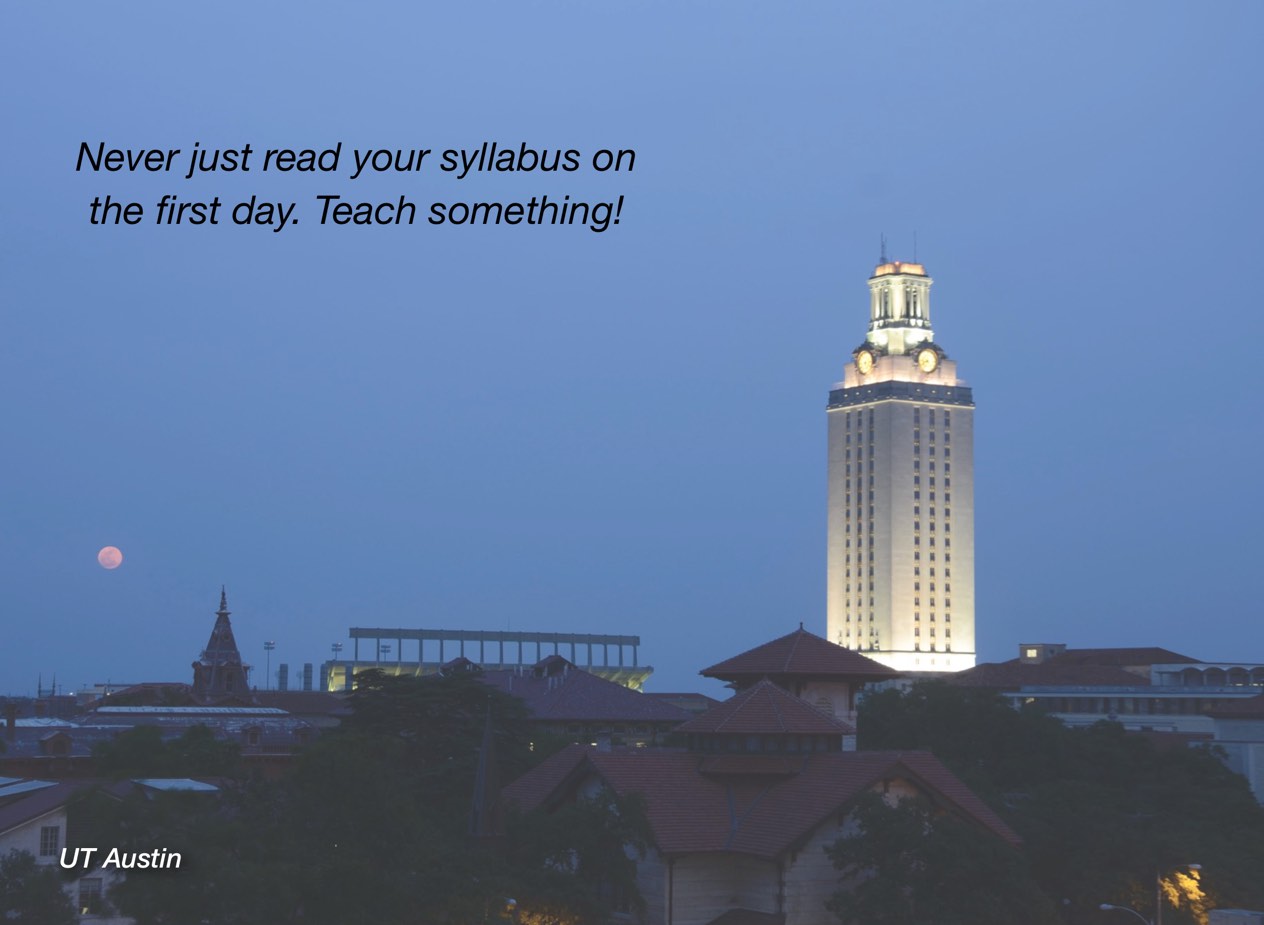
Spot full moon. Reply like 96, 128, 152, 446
97, 546, 123, 570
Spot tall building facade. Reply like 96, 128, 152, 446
826, 260, 976, 672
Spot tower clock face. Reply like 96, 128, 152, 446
856, 350, 874, 374
917, 348, 939, 373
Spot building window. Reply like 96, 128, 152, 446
79, 879, 104, 916
40, 826, 59, 856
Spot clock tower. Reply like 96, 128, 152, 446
826, 260, 976, 672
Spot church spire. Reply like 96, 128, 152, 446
192, 587, 251, 703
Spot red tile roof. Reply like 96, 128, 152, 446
947, 661, 1147, 689
676, 680, 855, 736
0, 781, 92, 835
503, 746, 1020, 858
1051, 647, 1199, 667
701, 628, 899, 682
251, 691, 352, 716
479, 663, 692, 724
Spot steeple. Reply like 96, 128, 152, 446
192, 587, 251, 702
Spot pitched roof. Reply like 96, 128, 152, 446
478, 662, 693, 724
0, 781, 91, 835
947, 661, 1147, 689
1050, 647, 1199, 667
677, 680, 855, 736
701, 628, 899, 682
503, 747, 1020, 858
251, 691, 352, 717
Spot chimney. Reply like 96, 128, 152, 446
4, 702, 16, 740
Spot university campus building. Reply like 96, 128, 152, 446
826, 259, 976, 672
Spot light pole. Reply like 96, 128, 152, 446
263, 641, 275, 691
1155, 864, 1200, 925
1100, 903, 1150, 925
331, 643, 344, 692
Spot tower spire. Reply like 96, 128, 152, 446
193, 587, 250, 703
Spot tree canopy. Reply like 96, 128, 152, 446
95, 670, 645, 925
854, 682, 1264, 924
0, 850, 77, 925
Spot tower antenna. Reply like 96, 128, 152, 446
879, 233, 887, 263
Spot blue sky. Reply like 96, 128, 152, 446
3, 2, 1262, 697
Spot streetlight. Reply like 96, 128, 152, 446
1155, 864, 1200, 925
1100, 903, 1149, 925
263, 641, 275, 691
331, 643, 344, 692
1101, 863, 1203, 925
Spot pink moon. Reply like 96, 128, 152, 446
97, 546, 123, 570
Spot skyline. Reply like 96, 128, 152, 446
3, 2, 1263, 697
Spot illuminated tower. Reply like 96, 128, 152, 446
826, 260, 975, 672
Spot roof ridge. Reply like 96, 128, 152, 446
783, 630, 803, 671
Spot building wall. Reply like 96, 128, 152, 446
663, 853, 780, 925
826, 375, 975, 673
1213, 717, 1264, 803
0, 806, 64, 865
782, 811, 857, 925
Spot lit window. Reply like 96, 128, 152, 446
79, 879, 104, 916
40, 826, 59, 856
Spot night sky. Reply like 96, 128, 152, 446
4, 2, 1262, 697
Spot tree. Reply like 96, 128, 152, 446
826, 793, 1061, 925
104, 669, 644, 925
857, 682, 1264, 922
92, 723, 240, 778
0, 850, 77, 925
